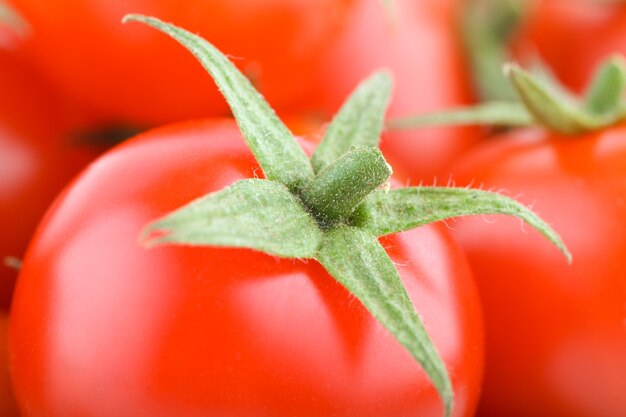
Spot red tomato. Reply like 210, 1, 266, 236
513, 0, 626, 93
0, 51, 95, 310
309, 0, 481, 183
10, 119, 483, 417
0, 313, 19, 417
8, 0, 354, 126
450, 126, 626, 417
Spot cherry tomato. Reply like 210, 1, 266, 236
450, 126, 626, 417
308, 0, 481, 183
8, 0, 354, 126
0, 51, 95, 310
513, 0, 626, 93
0, 313, 19, 417
10, 119, 483, 417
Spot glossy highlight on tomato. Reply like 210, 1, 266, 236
8, 0, 354, 126
0, 51, 94, 310
451, 126, 626, 417
10, 119, 483, 417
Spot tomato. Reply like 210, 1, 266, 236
512, 0, 626, 93
450, 126, 626, 417
0, 313, 19, 417
10, 119, 483, 417
308, 0, 481, 183
8, 0, 354, 126
0, 51, 95, 310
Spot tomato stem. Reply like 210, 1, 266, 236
461, 0, 524, 102
301, 147, 391, 227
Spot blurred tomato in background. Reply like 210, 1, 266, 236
450, 126, 626, 417
441, 2, 626, 414
0, 50, 97, 310
0, 313, 18, 416
6, 0, 355, 126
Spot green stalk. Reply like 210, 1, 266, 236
388, 56, 626, 135
302, 147, 392, 226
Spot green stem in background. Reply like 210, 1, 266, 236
583, 55, 626, 115
387, 101, 533, 129
506, 63, 601, 134
461, 0, 525, 102
388, 55, 626, 136
507, 58, 626, 134
125, 14, 571, 417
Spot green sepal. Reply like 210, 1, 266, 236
123, 14, 314, 193
141, 179, 322, 258
387, 101, 533, 130
583, 55, 626, 116
311, 71, 392, 172
526, 57, 578, 102
317, 226, 453, 417
353, 187, 572, 263
505, 63, 624, 135
302, 146, 392, 226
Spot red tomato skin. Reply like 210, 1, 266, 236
0, 314, 19, 417
0, 51, 95, 310
8, 0, 354, 126
309, 0, 481, 183
450, 126, 626, 417
10, 119, 483, 417
513, 0, 626, 93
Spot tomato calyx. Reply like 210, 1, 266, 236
505, 57, 626, 134
388, 54, 626, 136
125, 14, 571, 417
